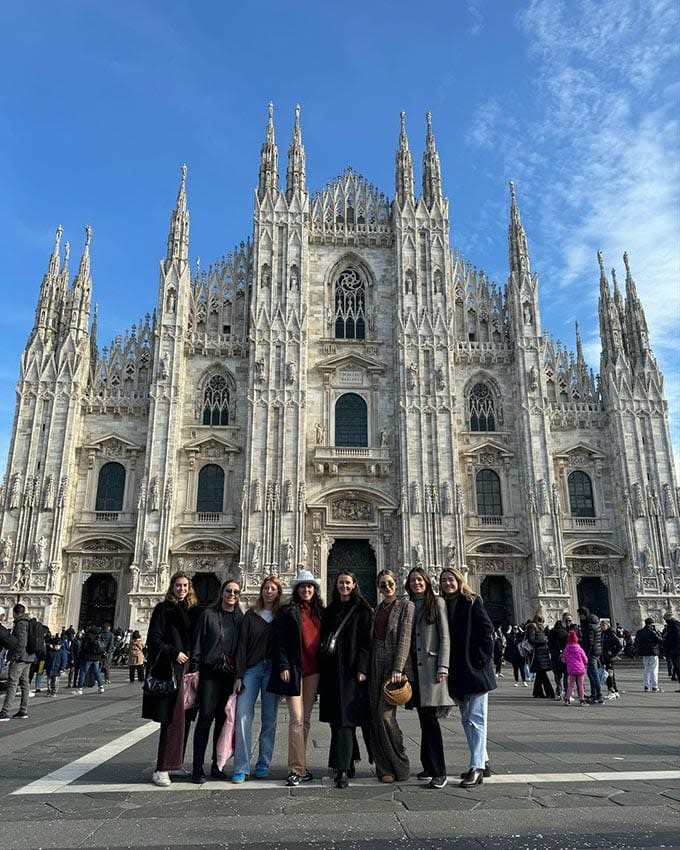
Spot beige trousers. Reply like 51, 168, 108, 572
286, 673, 319, 775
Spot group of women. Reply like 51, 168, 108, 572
142, 562, 496, 791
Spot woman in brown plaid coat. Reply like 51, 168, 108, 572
368, 569, 415, 782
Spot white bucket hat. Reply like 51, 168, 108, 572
291, 569, 321, 591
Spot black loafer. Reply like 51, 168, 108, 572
460, 761, 491, 778
459, 768, 484, 788
210, 765, 228, 780
334, 770, 349, 789
191, 772, 206, 785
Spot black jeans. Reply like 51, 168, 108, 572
533, 669, 555, 698
416, 707, 446, 777
328, 724, 355, 770
192, 666, 233, 773
129, 664, 145, 682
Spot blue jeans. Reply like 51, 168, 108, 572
458, 692, 489, 770
233, 660, 279, 776
586, 654, 601, 699
78, 660, 104, 688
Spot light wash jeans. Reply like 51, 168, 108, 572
642, 655, 659, 689
77, 660, 104, 688
233, 660, 280, 776
458, 692, 489, 771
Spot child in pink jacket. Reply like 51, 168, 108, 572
562, 629, 588, 705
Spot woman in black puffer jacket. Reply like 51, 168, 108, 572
526, 614, 554, 699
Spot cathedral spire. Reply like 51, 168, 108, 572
48, 225, 62, 278
422, 112, 442, 209
395, 111, 415, 208
35, 226, 64, 334
257, 102, 279, 201
286, 104, 306, 202
597, 251, 625, 366
623, 251, 652, 362
166, 164, 190, 265
508, 181, 531, 276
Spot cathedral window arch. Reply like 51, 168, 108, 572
568, 470, 595, 517
468, 381, 500, 432
196, 464, 224, 513
200, 372, 234, 426
334, 267, 366, 340
334, 392, 368, 447
95, 462, 126, 512
476, 469, 502, 516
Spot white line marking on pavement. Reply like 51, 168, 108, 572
12, 721, 158, 795
13, 768, 680, 795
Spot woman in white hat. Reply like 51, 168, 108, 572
268, 569, 324, 786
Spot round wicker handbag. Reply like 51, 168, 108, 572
383, 675, 412, 706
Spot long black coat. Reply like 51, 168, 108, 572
526, 622, 552, 672
318, 600, 372, 727
267, 603, 316, 697
445, 594, 497, 701
142, 600, 198, 723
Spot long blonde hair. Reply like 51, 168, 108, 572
439, 567, 476, 603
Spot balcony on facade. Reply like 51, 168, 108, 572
466, 514, 518, 532
179, 512, 237, 531
313, 445, 391, 477
77, 511, 135, 531
561, 516, 612, 533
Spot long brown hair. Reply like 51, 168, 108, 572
164, 571, 197, 608
330, 571, 370, 608
288, 582, 324, 618
255, 575, 283, 613
405, 567, 438, 624
439, 567, 476, 603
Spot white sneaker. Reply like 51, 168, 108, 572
98, 686, 105, 694
522, 682, 529, 687
152, 770, 171, 787
73, 688, 83, 695
513, 683, 519, 687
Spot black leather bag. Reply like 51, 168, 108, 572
143, 664, 178, 697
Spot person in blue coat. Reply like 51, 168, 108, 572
45, 636, 69, 696
439, 567, 496, 788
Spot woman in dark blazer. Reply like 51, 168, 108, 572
440, 567, 496, 788
142, 571, 200, 788
268, 569, 323, 787
318, 571, 372, 788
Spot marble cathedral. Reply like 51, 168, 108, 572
1, 106, 678, 632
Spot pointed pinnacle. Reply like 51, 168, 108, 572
509, 180, 517, 204
54, 225, 63, 253
180, 163, 187, 189
400, 110, 407, 138
294, 103, 301, 127
623, 251, 631, 275
597, 250, 606, 278
84, 224, 92, 251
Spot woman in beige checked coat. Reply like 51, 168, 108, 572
368, 569, 415, 782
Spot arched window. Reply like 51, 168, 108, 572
202, 375, 230, 426
476, 469, 502, 516
469, 382, 497, 431
197, 464, 224, 513
568, 471, 595, 517
334, 267, 366, 340
95, 462, 125, 512
335, 393, 368, 447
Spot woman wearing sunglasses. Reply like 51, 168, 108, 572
190, 578, 244, 784
368, 569, 415, 783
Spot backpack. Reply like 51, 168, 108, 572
26, 618, 47, 660
518, 637, 534, 659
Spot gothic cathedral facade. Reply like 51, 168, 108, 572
1, 107, 678, 632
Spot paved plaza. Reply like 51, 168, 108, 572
0, 660, 678, 850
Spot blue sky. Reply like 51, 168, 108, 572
0, 0, 678, 469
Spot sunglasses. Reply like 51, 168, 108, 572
379, 581, 395, 589
224, 588, 240, 595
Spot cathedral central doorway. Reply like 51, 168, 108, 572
79, 573, 117, 628
192, 572, 221, 610
326, 539, 377, 605
480, 575, 515, 627
577, 576, 611, 619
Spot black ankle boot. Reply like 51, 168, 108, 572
460, 761, 491, 778
334, 770, 349, 789
459, 768, 484, 788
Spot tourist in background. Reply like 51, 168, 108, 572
635, 617, 662, 692
504, 625, 527, 687
268, 569, 323, 787
440, 567, 496, 788
601, 619, 622, 699
577, 606, 603, 704
143, 571, 200, 788
404, 566, 453, 790
232, 575, 283, 782
562, 629, 588, 705
127, 630, 146, 683
525, 613, 555, 699
368, 569, 414, 783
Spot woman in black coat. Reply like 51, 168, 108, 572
318, 571, 372, 788
142, 571, 200, 787
526, 614, 554, 699
440, 567, 496, 788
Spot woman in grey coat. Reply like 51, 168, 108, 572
369, 569, 415, 783
404, 567, 453, 789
